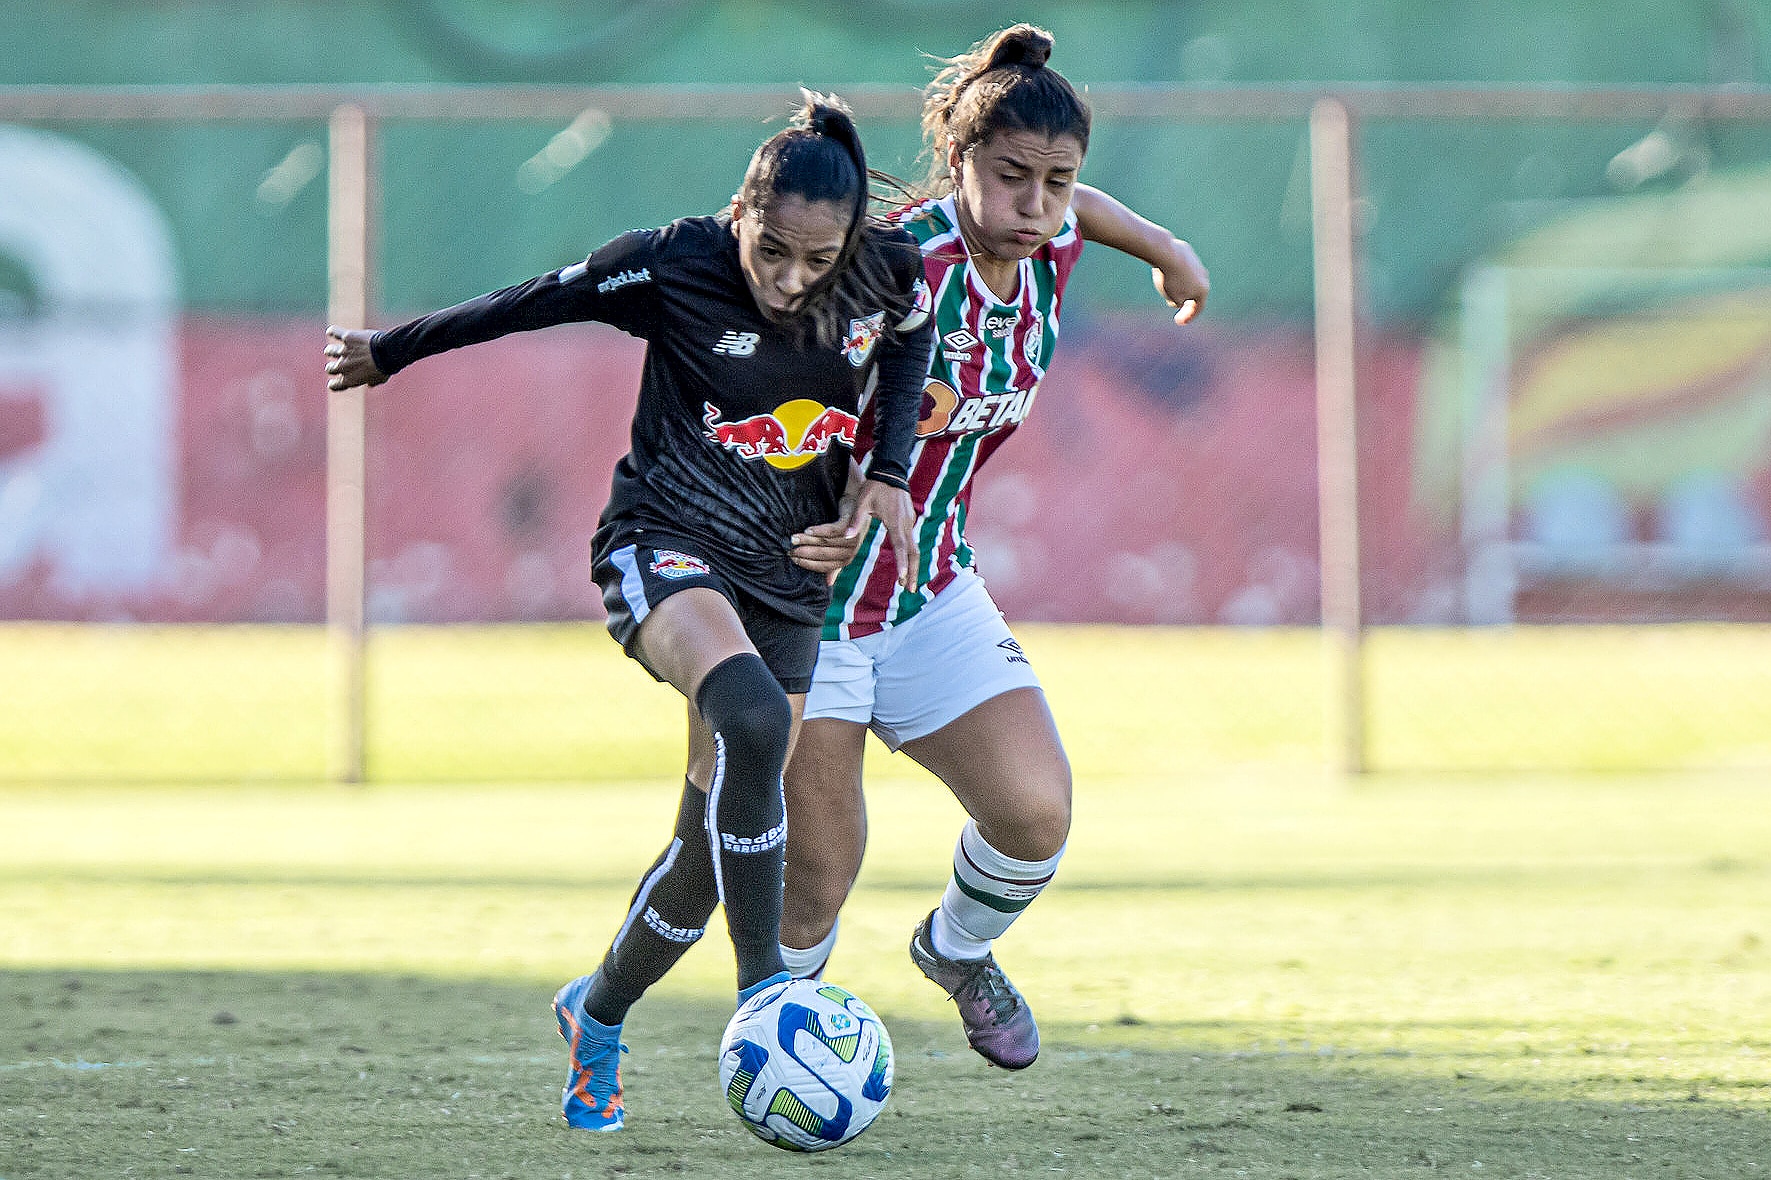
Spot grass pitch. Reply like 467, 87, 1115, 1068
2, 624, 1770, 1176
4, 623, 1770, 779
3, 771, 1770, 1178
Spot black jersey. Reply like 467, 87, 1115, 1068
370, 214, 934, 622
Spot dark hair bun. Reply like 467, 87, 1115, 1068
810, 104, 855, 139
988, 24, 1053, 70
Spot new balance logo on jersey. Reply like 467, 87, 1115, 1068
712, 330, 760, 357
594, 267, 652, 294
997, 637, 1030, 665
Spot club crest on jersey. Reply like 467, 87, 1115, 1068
650, 549, 710, 580
899, 276, 932, 332
1024, 310, 1045, 365
841, 311, 886, 367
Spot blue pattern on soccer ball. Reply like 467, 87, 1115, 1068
718, 978, 893, 1152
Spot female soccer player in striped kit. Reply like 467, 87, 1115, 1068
325, 95, 933, 1130
779, 27, 1209, 1070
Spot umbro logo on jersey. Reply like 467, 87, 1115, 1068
997, 637, 1030, 665
941, 328, 978, 363
712, 330, 760, 357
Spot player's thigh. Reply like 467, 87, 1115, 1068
867, 574, 1040, 749
632, 587, 756, 699
899, 687, 1072, 860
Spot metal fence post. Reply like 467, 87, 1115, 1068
1310, 97, 1365, 776
326, 103, 372, 783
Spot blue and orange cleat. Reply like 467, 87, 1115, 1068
552, 974, 627, 1131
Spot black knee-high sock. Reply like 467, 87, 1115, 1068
695, 652, 791, 992
582, 779, 719, 1026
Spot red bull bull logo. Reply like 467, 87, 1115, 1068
702, 399, 859, 471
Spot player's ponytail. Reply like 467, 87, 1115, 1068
738, 91, 916, 351
920, 24, 1091, 193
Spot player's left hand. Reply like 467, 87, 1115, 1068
848, 479, 919, 592
1154, 239, 1209, 326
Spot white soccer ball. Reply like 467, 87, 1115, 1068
718, 977, 893, 1152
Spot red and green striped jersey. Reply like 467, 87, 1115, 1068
826, 194, 1084, 640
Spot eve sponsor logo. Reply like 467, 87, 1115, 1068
983, 310, 1020, 339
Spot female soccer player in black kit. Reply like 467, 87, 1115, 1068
324, 95, 933, 1132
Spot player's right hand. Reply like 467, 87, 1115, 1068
324, 325, 388, 390
790, 516, 866, 584
1154, 238, 1209, 326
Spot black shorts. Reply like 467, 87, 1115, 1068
591, 531, 820, 694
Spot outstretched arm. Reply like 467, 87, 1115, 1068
1070, 184, 1209, 325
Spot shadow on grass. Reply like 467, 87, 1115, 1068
4, 857, 1764, 893
2, 969, 1766, 1179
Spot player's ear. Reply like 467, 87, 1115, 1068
728, 195, 745, 230
946, 140, 963, 180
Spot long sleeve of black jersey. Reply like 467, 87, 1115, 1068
857, 226, 934, 490
369, 229, 661, 377
860, 313, 933, 490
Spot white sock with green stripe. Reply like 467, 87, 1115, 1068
930, 821, 1065, 961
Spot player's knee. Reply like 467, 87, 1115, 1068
696, 653, 792, 765
991, 779, 1070, 861
1021, 794, 1071, 860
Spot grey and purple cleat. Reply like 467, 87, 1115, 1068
908, 911, 1039, 1070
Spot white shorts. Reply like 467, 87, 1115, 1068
804, 571, 1043, 750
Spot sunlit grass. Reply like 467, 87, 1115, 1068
5, 623, 1771, 779
5, 772, 1771, 1174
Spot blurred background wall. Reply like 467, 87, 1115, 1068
2, 1, 1769, 625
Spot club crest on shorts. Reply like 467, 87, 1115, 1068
650, 549, 710, 580
842, 311, 886, 367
